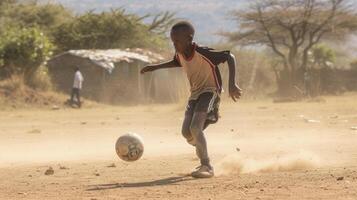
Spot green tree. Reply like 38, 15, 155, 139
0, 0, 17, 7
311, 44, 336, 69
0, 1, 73, 34
53, 9, 171, 51
0, 1, 173, 52
0, 27, 54, 82
308, 44, 337, 95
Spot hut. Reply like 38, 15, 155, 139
47, 49, 188, 104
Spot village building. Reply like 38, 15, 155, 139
47, 49, 188, 104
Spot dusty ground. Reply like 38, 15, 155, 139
1, 93, 357, 200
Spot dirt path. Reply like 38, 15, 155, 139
1, 94, 357, 199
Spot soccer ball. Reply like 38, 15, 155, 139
115, 133, 144, 162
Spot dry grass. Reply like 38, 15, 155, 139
0, 75, 69, 109
0, 75, 26, 93
27, 67, 53, 91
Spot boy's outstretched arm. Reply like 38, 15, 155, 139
140, 60, 180, 74
226, 53, 242, 101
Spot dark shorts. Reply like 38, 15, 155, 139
185, 92, 220, 126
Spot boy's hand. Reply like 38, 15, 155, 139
140, 65, 157, 74
229, 84, 242, 102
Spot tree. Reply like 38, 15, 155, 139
0, 0, 17, 7
0, 1, 174, 52
52, 9, 173, 51
311, 44, 335, 69
225, 0, 357, 95
308, 44, 336, 95
148, 11, 176, 34
0, 27, 54, 82
0, 1, 73, 34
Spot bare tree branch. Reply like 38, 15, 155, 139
224, 0, 357, 84
147, 11, 176, 34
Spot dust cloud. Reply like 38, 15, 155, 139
216, 151, 321, 175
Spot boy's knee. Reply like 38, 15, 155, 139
181, 128, 195, 146
181, 127, 191, 139
189, 123, 201, 136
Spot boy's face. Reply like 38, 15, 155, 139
170, 30, 193, 54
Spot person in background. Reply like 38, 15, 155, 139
70, 66, 84, 108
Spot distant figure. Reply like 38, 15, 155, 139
70, 67, 84, 108
304, 70, 312, 97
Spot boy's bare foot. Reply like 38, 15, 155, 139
191, 165, 214, 178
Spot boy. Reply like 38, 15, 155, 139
141, 21, 242, 178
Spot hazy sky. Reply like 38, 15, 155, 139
43, 0, 357, 50
45, 0, 247, 44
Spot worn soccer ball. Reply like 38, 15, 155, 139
115, 133, 144, 162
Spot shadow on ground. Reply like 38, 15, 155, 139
87, 175, 194, 191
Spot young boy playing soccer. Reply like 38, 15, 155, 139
141, 21, 242, 178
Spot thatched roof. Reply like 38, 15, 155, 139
50, 48, 165, 73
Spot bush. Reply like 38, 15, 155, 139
52, 9, 169, 51
0, 1, 73, 35
311, 44, 336, 68
0, 26, 54, 83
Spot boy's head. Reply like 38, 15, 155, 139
170, 21, 195, 54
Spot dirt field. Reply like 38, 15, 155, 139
1, 93, 357, 200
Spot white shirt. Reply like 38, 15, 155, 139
73, 71, 84, 89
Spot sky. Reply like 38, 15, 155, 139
43, 0, 248, 44
41, 0, 357, 55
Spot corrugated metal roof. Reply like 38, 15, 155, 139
62, 48, 164, 73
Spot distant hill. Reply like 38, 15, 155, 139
45, 0, 247, 44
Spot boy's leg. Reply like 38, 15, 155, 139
190, 111, 210, 166
182, 110, 210, 158
181, 100, 196, 145
182, 113, 194, 145
189, 92, 217, 178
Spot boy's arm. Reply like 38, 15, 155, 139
140, 59, 180, 74
195, 46, 242, 101
226, 53, 242, 101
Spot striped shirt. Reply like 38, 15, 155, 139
174, 43, 230, 100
